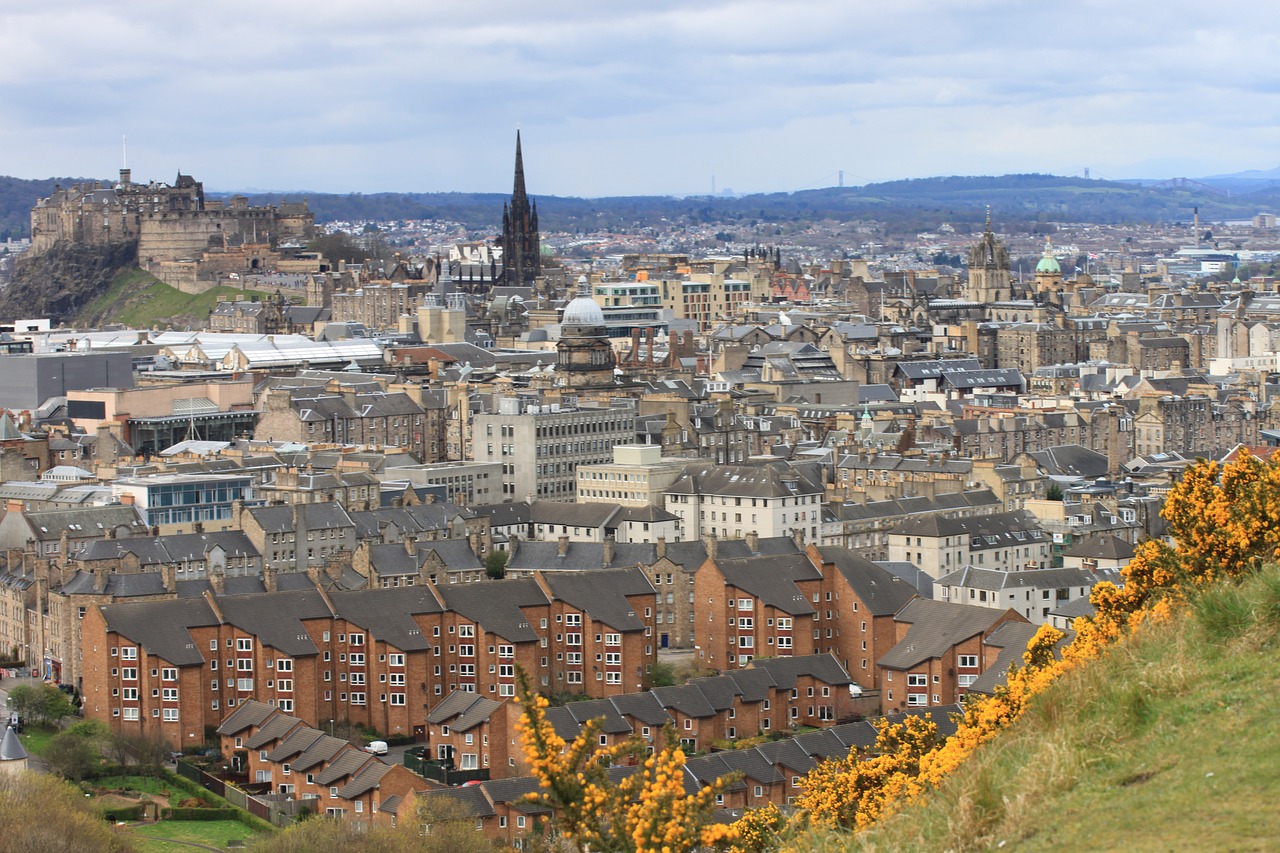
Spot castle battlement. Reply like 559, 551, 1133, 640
29, 169, 314, 293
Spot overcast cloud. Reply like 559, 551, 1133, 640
2, 1, 1278, 197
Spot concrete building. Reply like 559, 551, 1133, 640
0, 351, 134, 411
575, 444, 688, 507
472, 398, 636, 502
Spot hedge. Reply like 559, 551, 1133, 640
161, 807, 241, 821
100, 805, 146, 822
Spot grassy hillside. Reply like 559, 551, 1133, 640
76, 267, 272, 329
800, 566, 1280, 852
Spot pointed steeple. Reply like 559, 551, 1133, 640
499, 130, 541, 287
512, 130, 527, 202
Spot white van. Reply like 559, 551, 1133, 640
364, 741, 388, 755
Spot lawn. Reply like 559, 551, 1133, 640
18, 723, 57, 756
130, 819, 265, 852
90, 775, 184, 807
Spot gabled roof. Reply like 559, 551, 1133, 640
329, 586, 442, 651
438, 578, 545, 642
878, 599, 1021, 671
713, 554, 820, 616
426, 691, 503, 730
215, 699, 277, 736
817, 546, 918, 616
539, 568, 654, 632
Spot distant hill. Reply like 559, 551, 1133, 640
225, 173, 1280, 233
5, 172, 1280, 243
0, 175, 103, 240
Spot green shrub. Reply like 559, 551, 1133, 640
161, 807, 240, 821
100, 804, 145, 822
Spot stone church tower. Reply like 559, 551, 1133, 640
500, 132, 541, 287
966, 210, 1014, 303
557, 276, 617, 388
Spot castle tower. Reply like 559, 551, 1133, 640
556, 276, 616, 388
500, 132, 541, 287
966, 209, 1013, 303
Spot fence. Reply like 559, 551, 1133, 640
176, 760, 295, 828
403, 748, 490, 786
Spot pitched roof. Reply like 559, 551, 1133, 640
878, 599, 1021, 671
713, 554, 820, 615
426, 691, 503, 730
817, 546, 918, 616
539, 568, 654, 632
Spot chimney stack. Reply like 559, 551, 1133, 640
602, 535, 615, 566
745, 531, 759, 554
701, 532, 718, 562
655, 535, 667, 560
557, 535, 570, 557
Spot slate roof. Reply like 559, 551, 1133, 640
99, 597, 220, 666
608, 692, 671, 727
665, 463, 823, 499
1063, 534, 1136, 561
750, 654, 853, 689
215, 699, 277, 736
539, 568, 654, 632
437, 578, 545, 642
651, 684, 717, 719
216, 589, 331, 657
713, 554, 820, 616
337, 761, 393, 799
329, 586, 442, 651
878, 599, 1021, 671
817, 546, 919, 616
426, 691, 503, 731
1028, 444, 1110, 479
246, 714, 303, 750
314, 748, 374, 786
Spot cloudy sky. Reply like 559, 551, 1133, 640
3, 1, 1278, 198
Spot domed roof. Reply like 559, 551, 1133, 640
562, 276, 604, 326
562, 295, 604, 326
1036, 238, 1061, 274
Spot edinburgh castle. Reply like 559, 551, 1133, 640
28, 168, 314, 292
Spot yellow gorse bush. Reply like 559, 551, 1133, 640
708, 451, 1280, 848
515, 667, 737, 853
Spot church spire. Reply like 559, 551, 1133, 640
513, 130, 527, 203
499, 131, 541, 287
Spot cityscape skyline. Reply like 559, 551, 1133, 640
2, 1, 1279, 197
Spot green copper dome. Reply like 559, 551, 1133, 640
1036, 239, 1061, 274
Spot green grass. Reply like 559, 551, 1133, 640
791, 563, 1280, 853
130, 819, 264, 852
75, 266, 276, 329
18, 723, 58, 756
89, 775, 186, 807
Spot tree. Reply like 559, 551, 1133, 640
1045, 483, 1064, 502
515, 667, 735, 852
0, 770, 135, 852
111, 731, 171, 777
485, 549, 509, 580
7, 683, 75, 725
46, 722, 109, 782
254, 795, 493, 853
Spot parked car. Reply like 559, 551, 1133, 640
363, 741, 388, 755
